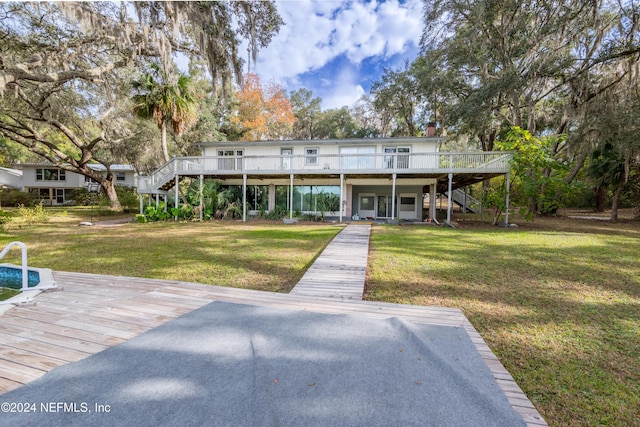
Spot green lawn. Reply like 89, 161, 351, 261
0, 208, 342, 293
0, 207, 638, 425
365, 224, 639, 427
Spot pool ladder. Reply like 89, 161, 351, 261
0, 241, 31, 291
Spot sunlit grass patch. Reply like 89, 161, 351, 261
0, 211, 341, 293
366, 225, 639, 426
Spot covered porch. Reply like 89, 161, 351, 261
137, 151, 512, 225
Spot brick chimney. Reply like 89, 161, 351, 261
426, 122, 436, 137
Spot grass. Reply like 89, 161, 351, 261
0, 287, 20, 301
0, 206, 638, 425
365, 220, 639, 426
0, 207, 342, 293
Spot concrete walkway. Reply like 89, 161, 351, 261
289, 224, 371, 300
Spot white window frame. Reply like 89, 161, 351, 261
305, 147, 319, 166
217, 149, 244, 170
384, 146, 411, 169
399, 193, 418, 219
36, 168, 66, 182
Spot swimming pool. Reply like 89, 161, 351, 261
0, 264, 57, 290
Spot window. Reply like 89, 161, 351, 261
116, 172, 126, 181
305, 147, 318, 165
36, 168, 65, 181
247, 185, 269, 211
340, 146, 375, 169
384, 147, 410, 169
400, 196, 416, 212
281, 148, 292, 170
217, 150, 244, 170
276, 185, 340, 212
360, 196, 374, 211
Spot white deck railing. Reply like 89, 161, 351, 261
140, 151, 512, 191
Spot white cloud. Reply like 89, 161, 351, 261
248, 0, 423, 108
320, 66, 366, 110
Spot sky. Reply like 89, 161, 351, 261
245, 0, 424, 110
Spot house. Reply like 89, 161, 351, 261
138, 136, 512, 224
14, 163, 137, 206
0, 167, 23, 190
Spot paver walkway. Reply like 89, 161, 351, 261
289, 224, 370, 300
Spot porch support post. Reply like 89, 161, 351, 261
268, 183, 276, 212
504, 172, 511, 226
430, 183, 437, 222
446, 172, 453, 225
391, 173, 397, 221
242, 173, 247, 223
139, 194, 143, 215
339, 173, 344, 223
174, 175, 179, 221
199, 174, 204, 221
155, 193, 159, 209
289, 173, 294, 219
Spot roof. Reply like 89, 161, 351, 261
196, 136, 447, 149
0, 167, 23, 177
87, 164, 136, 172
14, 163, 135, 172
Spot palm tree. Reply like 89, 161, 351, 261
131, 63, 198, 163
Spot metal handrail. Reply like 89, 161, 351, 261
0, 241, 29, 290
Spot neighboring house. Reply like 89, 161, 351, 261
138, 136, 512, 224
14, 164, 137, 206
0, 167, 23, 190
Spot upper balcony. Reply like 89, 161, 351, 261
139, 151, 512, 192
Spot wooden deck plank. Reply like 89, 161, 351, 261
0, 378, 23, 395
0, 323, 110, 354
0, 331, 92, 362
0, 269, 546, 426
290, 224, 370, 299
0, 346, 68, 372
0, 314, 126, 347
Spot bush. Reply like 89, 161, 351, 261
16, 203, 49, 224
298, 213, 322, 222
0, 189, 34, 207
259, 206, 288, 220
0, 209, 15, 225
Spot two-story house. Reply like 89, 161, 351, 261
15, 164, 137, 206
138, 136, 512, 225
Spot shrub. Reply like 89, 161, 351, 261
16, 203, 49, 224
0, 189, 34, 207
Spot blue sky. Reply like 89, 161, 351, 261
247, 0, 424, 110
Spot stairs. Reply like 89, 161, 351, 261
447, 188, 481, 213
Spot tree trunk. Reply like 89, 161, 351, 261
161, 120, 170, 163
610, 176, 625, 222
594, 186, 606, 212
101, 177, 122, 211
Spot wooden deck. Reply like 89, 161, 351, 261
290, 224, 370, 299
0, 271, 546, 426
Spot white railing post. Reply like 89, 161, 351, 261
0, 242, 29, 290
